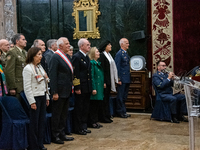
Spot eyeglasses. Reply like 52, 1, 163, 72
159, 65, 167, 67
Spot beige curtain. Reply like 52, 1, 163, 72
84, 10, 93, 31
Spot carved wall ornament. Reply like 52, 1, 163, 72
4, 0, 15, 42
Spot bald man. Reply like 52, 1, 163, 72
0, 39, 10, 69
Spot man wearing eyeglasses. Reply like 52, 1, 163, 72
152, 60, 187, 123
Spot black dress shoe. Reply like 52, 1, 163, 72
90, 123, 100, 128
179, 116, 188, 122
100, 118, 112, 123
109, 118, 113, 122
40, 147, 47, 150
75, 130, 87, 135
125, 114, 131, 117
51, 137, 64, 144
96, 123, 103, 128
84, 129, 91, 133
117, 114, 127, 118
60, 135, 74, 141
171, 117, 180, 123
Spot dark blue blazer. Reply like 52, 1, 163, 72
72, 51, 92, 93
191, 66, 200, 76
115, 49, 130, 83
152, 71, 174, 98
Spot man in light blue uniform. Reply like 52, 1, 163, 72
115, 38, 131, 118
152, 61, 187, 123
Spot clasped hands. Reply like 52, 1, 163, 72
168, 72, 175, 80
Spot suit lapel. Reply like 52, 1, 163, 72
15, 47, 26, 59
79, 51, 88, 62
58, 53, 73, 74
78, 51, 90, 69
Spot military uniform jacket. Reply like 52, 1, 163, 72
191, 66, 200, 76
4, 46, 27, 93
49, 53, 72, 98
72, 51, 92, 93
152, 71, 174, 98
115, 49, 131, 83
90, 60, 104, 100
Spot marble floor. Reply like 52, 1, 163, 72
44, 113, 200, 150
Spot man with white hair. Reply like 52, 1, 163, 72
115, 38, 131, 118
72, 38, 92, 135
0, 39, 10, 69
49, 37, 74, 144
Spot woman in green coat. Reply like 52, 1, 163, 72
88, 47, 104, 128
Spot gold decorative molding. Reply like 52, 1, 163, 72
72, 0, 101, 39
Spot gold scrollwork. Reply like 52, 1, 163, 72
72, 0, 101, 39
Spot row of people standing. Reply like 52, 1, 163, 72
0, 34, 132, 149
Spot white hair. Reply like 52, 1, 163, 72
70, 45, 73, 50
119, 38, 125, 46
57, 38, 64, 48
78, 38, 87, 48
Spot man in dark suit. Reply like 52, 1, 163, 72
44, 39, 57, 66
49, 37, 74, 144
33, 39, 49, 74
72, 38, 92, 135
115, 38, 131, 118
152, 60, 187, 123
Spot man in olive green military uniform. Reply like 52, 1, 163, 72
4, 33, 27, 101
0, 39, 10, 69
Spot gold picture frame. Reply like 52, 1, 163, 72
72, 0, 101, 39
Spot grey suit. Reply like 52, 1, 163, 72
44, 49, 54, 66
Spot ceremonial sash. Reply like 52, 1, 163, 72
55, 49, 73, 73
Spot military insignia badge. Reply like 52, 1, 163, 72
7, 55, 11, 60
73, 78, 80, 86
122, 51, 124, 53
